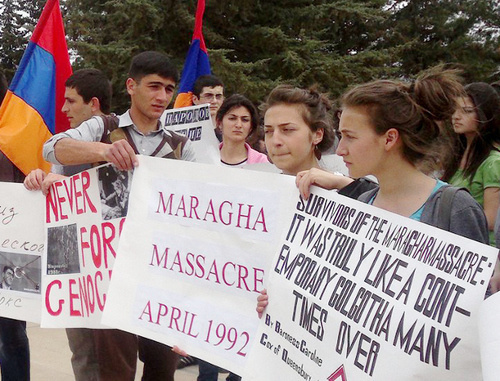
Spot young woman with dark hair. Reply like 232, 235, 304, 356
443, 82, 500, 245
216, 94, 269, 167
177, 85, 367, 378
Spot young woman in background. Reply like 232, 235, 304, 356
217, 94, 269, 167
443, 82, 500, 245
259, 70, 489, 318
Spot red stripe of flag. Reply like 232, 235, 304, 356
0, 0, 72, 175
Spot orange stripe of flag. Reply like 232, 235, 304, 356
0, 92, 53, 173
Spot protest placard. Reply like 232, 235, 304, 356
479, 291, 500, 381
161, 104, 220, 164
0, 183, 44, 323
102, 155, 296, 374
243, 186, 497, 380
42, 164, 131, 328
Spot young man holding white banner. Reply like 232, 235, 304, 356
43, 51, 195, 381
25, 68, 118, 381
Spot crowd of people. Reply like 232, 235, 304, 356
1, 49, 500, 381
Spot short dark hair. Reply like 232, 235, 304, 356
193, 75, 224, 98
3, 265, 14, 274
129, 51, 178, 83
0, 71, 8, 104
66, 69, 112, 114
216, 94, 259, 136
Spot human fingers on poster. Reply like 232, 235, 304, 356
243, 187, 497, 381
102, 156, 298, 374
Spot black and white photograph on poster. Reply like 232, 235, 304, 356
47, 224, 79, 275
0, 252, 41, 293
98, 166, 131, 220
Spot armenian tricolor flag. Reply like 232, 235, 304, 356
173, 0, 211, 108
0, 0, 72, 174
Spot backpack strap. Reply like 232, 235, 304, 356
99, 115, 189, 160
152, 131, 189, 160
100, 114, 119, 139
339, 177, 378, 200
99, 115, 140, 154
437, 186, 469, 230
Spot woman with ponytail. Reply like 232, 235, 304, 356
262, 84, 337, 175
259, 71, 490, 319
294, 69, 488, 242
259, 68, 490, 321
262, 84, 375, 194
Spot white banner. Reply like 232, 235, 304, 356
0, 183, 44, 323
243, 186, 497, 380
42, 164, 131, 328
479, 291, 500, 381
161, 104, 220, 165
102, 155, 296, 374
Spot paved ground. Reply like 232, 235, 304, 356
26, 323, 226, 381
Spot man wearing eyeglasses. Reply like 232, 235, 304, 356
192, 75, 225, 141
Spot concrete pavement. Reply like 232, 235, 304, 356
25, 323, 225, 381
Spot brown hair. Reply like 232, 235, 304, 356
261, 85, 335, 155
340, 68, 464, 167
442, 82, 500, 182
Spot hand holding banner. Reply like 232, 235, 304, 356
102, 155, 297, 374
42, 164, 131, 328
243, 186, 497, 380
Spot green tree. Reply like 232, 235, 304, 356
64, 0, 188, 112
64, 0, 396, 107
380, 0, 500, 81
202, 0, 394, 101
0, 0, 44, 81
62, 0, 500, 109
0, 0, 27, 80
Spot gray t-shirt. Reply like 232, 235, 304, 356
358, 186, 488, 244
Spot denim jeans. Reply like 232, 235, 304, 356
0, 318, 29, 381
197, 359, 241, 381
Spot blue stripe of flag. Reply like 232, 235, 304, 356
177, 39, 211, 93
9, 42, 56, 133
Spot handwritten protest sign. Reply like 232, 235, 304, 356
102, 155, 296, 374
42, 164, 131, 328
243, 186, 497, 380
161, 104, 220, 164
0, 183, 44, 323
